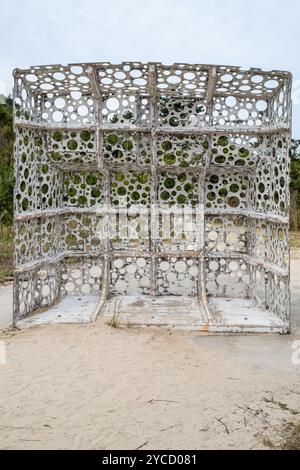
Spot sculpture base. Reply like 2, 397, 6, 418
16, 294, 289, 334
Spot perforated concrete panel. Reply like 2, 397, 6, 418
13, 62, 292, 332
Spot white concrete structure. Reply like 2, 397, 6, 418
13, 62, 292, 332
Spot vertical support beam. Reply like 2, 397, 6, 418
287, 75, 293, 330
149, 64, 158, 296
88, 66, 110, 319
197, 170, 211, 321
12, 73, 20, 325
200, 66, 217, 321
206, 66, 217, 127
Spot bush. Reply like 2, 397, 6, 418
0, 96, 14, 225
290, 139, 300, 230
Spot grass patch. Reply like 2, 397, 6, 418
105, 300, 133, 329
106, 302, 121, 329
264, 421, 300, 450
261, 396, 300, 449
280, 421, 300, 450
263, 396, 299, 415
0, 224, 13, 283
290, 230, 300, 249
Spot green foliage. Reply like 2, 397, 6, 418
0, 223, 13, 281
0, 96, 14, 225
290, 139, 300, 230
290, 140, 300, 189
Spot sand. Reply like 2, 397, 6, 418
0, 251, 300, 449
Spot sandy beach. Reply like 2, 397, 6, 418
0, 250, 299, 450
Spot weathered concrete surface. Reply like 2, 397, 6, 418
102, 295, 288, 333
16, 295, 99, 329
0, 284, 13, 329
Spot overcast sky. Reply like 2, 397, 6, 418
1, 0, 300, 135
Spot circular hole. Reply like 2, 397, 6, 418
279, 91, 284, 103
71, 66, 83, 75
107, 112, 117, 122
137, 258, 146, 268
113, 82, 125, 88
157, 83, 168, 89
52, 110, 63, 122
25, 74, 38, 83
67, 139, 78, 150
160, 261, 170, 271
71, 269, 81, 279
130, 69, 142, 78
185, 83, 196, 89
227, 232, 238, 243
54, 97, 65, 109
101, 77, 112, 85
169, 117, 179, 127
238, 109, 249, 120
251, 75, 263, 83
228, 196, 240, 207
42, 285, 50, 297
53, 72, 65, 81
221, 73, 233, 82
239, 85, 251, 91
265, 79, 279, 89
229, 261, 239, 271
65, 282, 75, 293
78, 105, 88, 116
208, 231, 218, 241
133, 78, 147, 86
183, 72, 195, 80
238, 148, 249, 158
167, 75, 181, 85
40, 83, 54, 91
256, 100, 267, 111
78, 75, 89, 84
209, 261, 219, 271
175, 261, 186, 273
225, 96, 237, 107
114, 71, 126, 80
106, 97, 119, 111
218, 187, 228, 198
230, 183, 239, 193
71, 91, 82, 100
123, 109, 133, 120
90, 266, 102, 278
